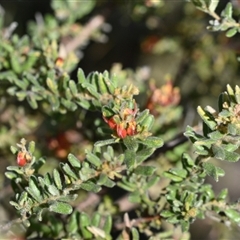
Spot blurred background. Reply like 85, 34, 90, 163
1, 0, 240, 239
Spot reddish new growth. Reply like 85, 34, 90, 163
103, 105, 138, 139
147, 80, 180, 114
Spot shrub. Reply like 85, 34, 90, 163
1, 1, 240, 239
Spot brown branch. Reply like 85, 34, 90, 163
59, 15, 105, 58
76, 192, 101, 211
115, 213, 160, 230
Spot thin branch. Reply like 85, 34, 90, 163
115, 214, 160, 230
76, 192, 100, 211
207, 10, 221, 21
59, 15, 105, 58
0, 217, 24, 233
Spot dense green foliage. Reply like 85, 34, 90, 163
1, 1, 240, 239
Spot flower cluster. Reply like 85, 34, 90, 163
103, 104, 139, 139
15, 138, 33, 167
147, 80, 180, 115
17, 149, 32, 167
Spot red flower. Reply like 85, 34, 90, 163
103, 116, 117, 129
17, 151, 27, 167
126, 121, 137, 136
116, 123, 127, 139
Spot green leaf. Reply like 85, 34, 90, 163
94, 139, 117, 147
182, 153, 195, 168
97, 173, 108, 185
146, 176, 160, 188
61, 98, 77, 111
138, 136, 163, 148
9, 201, 20, 210
134, 165, 155, 176
49, 201, 73, 215
48, 184, 60, 196
86, 151, 102, 167
136, 148, 155, 164
184, 192, 195, 210
10, 146, 18, 154
58, 194, 78, 203
129, 192, 141, 203
123, 136, 138, 151
124, 149, 136, 169
140, 114, 154, 130
217, 188, 228, 201
10, 54, 21, 74
81, 181, 101, 193
18, 192, 28, 206
28, 141, 35, 154
85, 84, 100, 99
104, 76, 115, 94
197, 106, 217, 130
65, 87, 73, 100
69, 80, 78, 96
61, 163, 78, 180
27, 95, 38, 109
48, 94, 60, 111
168, 168, 188, 179
44, 172, 52, 185
53, 169, 62, 190
208, 0, 219, 12
131, 228, 140, 239
208, 131, 224, 140
80, 212, 92, 239
166, 216, 179, 224
117, 179, 136, 192
16, 91, 27, 101
102, 105, 116, 117
6, 166, 24, 174
226, 28, 237, 38
37, 208, 44, 221
5, 171, 18, 179
180, 220, 190, 232
163, 171, 183, 182
161, 210, 175, 218
224, 209, 240, 223
66, 211, 78, 234
98, 174, 115, 188
212, 145, 240, 162
221, 2, 232, 18
202, 162, 225, 181
6, 87, 16, 98
96, 73, 109, 94
22, 220, 30, 228
92, 213, 101, 227
26, 176, 43, 202
136, 109, 150, 124
218, 92, 228, 111
103, 215, 112, 234
68, 153, 81, 168
75, 98, 91, 110
46, 77, 58, 94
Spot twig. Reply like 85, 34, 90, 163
115, 214, 160, 230
76, 192, 100, 211
150, 124, 202, 160
116, 195, 138, 212
149, 132, 188, 160
59, 15, 105, 58
0, 217, 24, 233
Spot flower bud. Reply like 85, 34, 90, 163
17, 151, 27, 167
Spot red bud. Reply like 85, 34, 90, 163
17, 151, 27, 167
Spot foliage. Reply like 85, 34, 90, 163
1, 0, 240, 239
